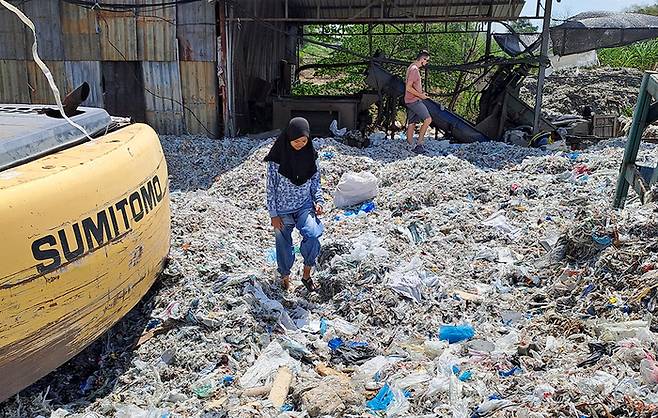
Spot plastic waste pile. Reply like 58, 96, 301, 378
4, 133, 658, 418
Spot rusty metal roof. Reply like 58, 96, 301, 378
231, 0, 527, 23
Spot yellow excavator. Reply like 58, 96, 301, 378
0, 83, 171, 402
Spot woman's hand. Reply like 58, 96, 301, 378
271, 216, 283, 230
314, 203, 324, 216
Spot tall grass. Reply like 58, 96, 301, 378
598, 40, 658, 71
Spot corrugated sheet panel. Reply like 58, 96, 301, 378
19, 1, 65, 61
0, 9, 27, 60
137, 3, 177, 61
60, 2, 102, 61
0, 60, 30, 103
98, 1, 138, 61
26, 61, 67, 105
142, 61, 185, 135
287, 0, 526, 20
177, 2, 216, 61
180, 61, 219, 136
64, 61, 104, 107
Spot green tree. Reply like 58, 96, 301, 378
508, 18, 539, 33
294, 23, 490, 119
629, 3, 658, 15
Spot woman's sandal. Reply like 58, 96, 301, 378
301, 276, 317, 292
281, 276, 291, 290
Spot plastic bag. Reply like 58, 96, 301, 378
640, 357, 658, 386
327, 317, 359, 336
483, 210, 519, 238
386, 257, 438, 303
114, 405, 169, 418
329, 120, 347, 137
385, 385, 411, 417
424, 339, 448, 359
353, 356, 401, 382
579, 371, 619, 396
366, 384, 410, 417
246, 282, 297, 331
437, 348, 460, 376
425, 375, 450, 397
333, 171, 379, 208
394, 371, 432, 390
347, 233, 389, 262
449, 374, 469, 418
493, 330, 519, 354
238, 341, 300, 388
438, 324, 475, 344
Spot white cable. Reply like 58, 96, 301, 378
0, 0, 92, 140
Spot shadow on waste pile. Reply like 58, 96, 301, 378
317, 134, 549, 170
161, 136, 266, 192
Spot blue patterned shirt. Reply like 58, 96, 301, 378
266, 161, 324, 217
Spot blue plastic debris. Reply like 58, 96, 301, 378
319, 318, 328, 336
498, 366, 523, 377
222, 375, 234, 386
451, 365, 472, 381
265, 248, 277, 264
328, 337, 344, 351
459, 371, 473, 381
329, 337, 368, 351
321, 151, 335, 160
280, 404, 294, 412
146, 318, 162, 330
581, 283, 596, 299
567, 151, 581, 160
80, 376, 94, 394
592, 234, 612, 246
366, 383, 395, 411
334, 201, 376, 221
439, 324, 475, 343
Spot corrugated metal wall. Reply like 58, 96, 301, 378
0, 1, 219, 137
0, 60, 30, 103
142, 61, 184, 134
180, 61, 218, 136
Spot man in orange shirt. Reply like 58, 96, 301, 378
405, 50, 432, 154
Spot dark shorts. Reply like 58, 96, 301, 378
406, 100, 431, 124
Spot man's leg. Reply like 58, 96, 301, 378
418, 116, 432, 146
274, 214, 295, 288
406, 122, 416, 146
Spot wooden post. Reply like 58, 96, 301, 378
268, 367, 293, 409
533, 0, 553, 133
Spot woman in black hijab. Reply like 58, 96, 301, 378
265, 117, 325, 291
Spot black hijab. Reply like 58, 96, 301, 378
264, 117, 318, 186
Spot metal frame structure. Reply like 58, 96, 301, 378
219, 0, 553, 137
227, 0, 531, 23
613, 72, 658, 209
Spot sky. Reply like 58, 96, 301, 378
521, 0, 656, 21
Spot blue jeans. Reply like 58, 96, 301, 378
275, 206, 323, 277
